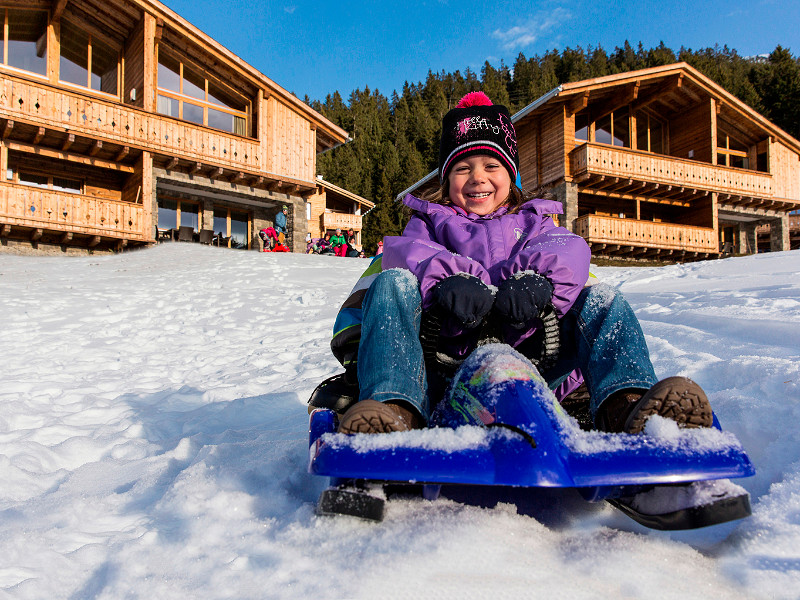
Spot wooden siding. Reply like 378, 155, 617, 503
0, 181, 145, 240
265, 96, 316, 183
517, 122, 539, 189
322, 212, 363, 232
123, 18, 146, 109
575, 214, 717, 252
771, 139, 800, 201
540, 106, 566, 185
669, 102, 713, 163
571, 143, 774, 198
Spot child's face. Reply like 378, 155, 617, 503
447, 155, 511, 216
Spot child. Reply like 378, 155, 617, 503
334, 92, 712, 435
330, 228, 347, 257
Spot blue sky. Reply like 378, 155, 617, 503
162, 0, 799, 103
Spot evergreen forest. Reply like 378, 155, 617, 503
308, 43, 800, 254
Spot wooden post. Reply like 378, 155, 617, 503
141, 150, 154, 241
143, 13, 157, 113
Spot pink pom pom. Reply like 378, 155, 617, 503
456, 91, 493, 108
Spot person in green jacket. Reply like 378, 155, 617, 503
330, 228, 347, 257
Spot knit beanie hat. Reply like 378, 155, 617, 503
438, 91, 519, 184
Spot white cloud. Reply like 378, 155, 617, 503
491, 7, 571, 52
284, 5, 296, 14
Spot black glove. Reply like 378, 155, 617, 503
494, 273, 554, 327
432, 274, 494, 328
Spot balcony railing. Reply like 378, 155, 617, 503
571, 143, 773, 198
0, 182, 145, 241
322, 212, 363, 231
0, 75, 262, 173
575, 214, 717, 253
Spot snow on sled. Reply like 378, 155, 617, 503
308, 345, 755, 530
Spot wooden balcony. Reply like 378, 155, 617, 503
0, 75, 262, 174
575, 214, 717, 254
571, 143, 773, 200
322, 211, 363, 231
0, 182, 146, 243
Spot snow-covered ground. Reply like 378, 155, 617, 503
0, 244, 798, 600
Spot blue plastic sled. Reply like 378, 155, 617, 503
308, 346, 755, 529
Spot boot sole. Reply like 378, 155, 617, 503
624, 376, 713, 434
338, 399, 410, 434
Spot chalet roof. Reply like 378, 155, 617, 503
56, 0, 349, 151
317, 178, 375, 210
514, 62, 800, 154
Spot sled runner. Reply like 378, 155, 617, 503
307, 346, 754, 530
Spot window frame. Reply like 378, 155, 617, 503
57, 18, 120, 98
9, 167, 83, 194
156, 49, 251, 137
1, 7, 48, 79
717, 131, 750, 170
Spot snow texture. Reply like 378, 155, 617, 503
0, 244, 798, 599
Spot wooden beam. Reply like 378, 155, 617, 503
230, 171, 245, 183
568, 91, 589, 115
165, 157, 179, 170
31, 228, 42, 242
2, 120, 14, 139
52, 0, 69, 21
89, 140, 102, 156
210, 167, 224, 180
0, 224, 10, 237
88, 236, 101, 248
6, 141, 134, 173
114, 146, 129, 162
33, 127, 45, 145
155, 18, 164, 41
62, 133, 75, 151
191, 162, 203, 174
60, 232, 72, 244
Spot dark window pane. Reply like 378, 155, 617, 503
157, 55, 181, 92
208, 80, 246, 112
650, 122, 663, 154
59, 21, 89, 87
183, 102, 204, 125
574, 112, 588, 141
595, 114, 612, 145
183, 66, 205, 100
230, 210, 249, 249
52, 177, 82, 193
180, 203, 199, 230
613, 109, 629, 147
90, 35, 118, 94
158, 198, 178, 229
213, 207, 228, 239
208, 108, 234, 133
19, 172, 48, 187
7, 9, 47, 75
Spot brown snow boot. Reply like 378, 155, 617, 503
337, 399, 423, 434
595, 376, 713, 434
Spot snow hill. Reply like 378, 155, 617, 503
0, 244, 798, 599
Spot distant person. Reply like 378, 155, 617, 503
274, 205, 289, 245
375, 240, 383, 255
330, 228, 347, 257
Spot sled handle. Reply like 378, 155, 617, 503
420, 304, 560, 373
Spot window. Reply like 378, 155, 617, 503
59, 20, 119, 95
157, 198, 199, 230
574, 111, 589, 142
157, 53, 249, 135
635, 112, 664, 154
717, 130, 749, 169
2, 8, 47, 76
595, 108, 630, 148
213, 206, 250, 249
14, 170, 82, 193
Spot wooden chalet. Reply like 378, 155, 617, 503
306, 176, 374, 249
0, 0, 349, 254
401, 63, 800, 261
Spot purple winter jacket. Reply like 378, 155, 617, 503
383, 194, 591, 317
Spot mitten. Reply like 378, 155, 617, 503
431, 274, 494, 328
494, 273, 554, 327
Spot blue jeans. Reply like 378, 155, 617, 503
357, 270, 657, 422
